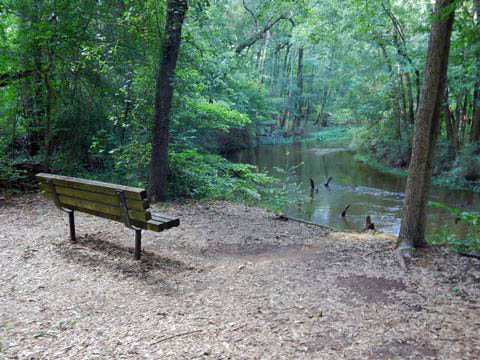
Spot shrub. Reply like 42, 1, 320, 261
428, 201, 480, 255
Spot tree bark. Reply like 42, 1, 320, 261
148, 0, 188, 202
294, 47, 304, 129
405, 72, 415, 124
471, 0, 480, 142
43, 49, 54, 172
398, 0, 455, 248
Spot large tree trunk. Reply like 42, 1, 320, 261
398, 0, 455, 248
471, 0, 480, 142
148, 0, 188, 202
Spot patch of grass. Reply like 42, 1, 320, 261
33, 331, 45, 339
431, 176, 480, 193
354, 154, 407, 177
308, 127, 354, 147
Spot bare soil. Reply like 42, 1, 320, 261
1, 194, 479, 359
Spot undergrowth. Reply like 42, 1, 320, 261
427, 202, 480, 255
259, 127, 353, 148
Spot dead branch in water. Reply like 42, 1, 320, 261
324, 176, 332, 187
341, 204, 351, 217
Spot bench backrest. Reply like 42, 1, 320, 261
36, 173, 152, 226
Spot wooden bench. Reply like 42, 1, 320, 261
36, 173, 179, 260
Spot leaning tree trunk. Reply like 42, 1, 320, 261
398, 0, 455, 249
148, 0, 188, 202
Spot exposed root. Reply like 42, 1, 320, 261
395, 244, 414, 271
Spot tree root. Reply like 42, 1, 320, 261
395, 244, 414, 271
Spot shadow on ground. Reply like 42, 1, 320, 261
53, 231, 197, 288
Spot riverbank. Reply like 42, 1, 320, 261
259, 127, 354, 148
1, 194, 479, 359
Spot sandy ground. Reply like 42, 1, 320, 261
0, 194, 479, 359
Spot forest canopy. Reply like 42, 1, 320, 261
0, 0, 479, 200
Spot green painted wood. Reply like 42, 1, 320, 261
151, 213, 180, 228
42, 191, 151, 222
40, 183, 149, 211
36, 173, 146, 200
44, 203, 165, 231
37, 173, 179, 233
145, 219, 166, 232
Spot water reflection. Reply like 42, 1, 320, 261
228, 142, 479, 237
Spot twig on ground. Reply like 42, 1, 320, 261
362, 248, 391, 259
150, 329, 203, 346
276, 215, 336, 231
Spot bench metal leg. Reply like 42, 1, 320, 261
134, 229, 142, 260
68, 211, 76, 242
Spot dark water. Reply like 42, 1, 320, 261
228, 142, 479, 238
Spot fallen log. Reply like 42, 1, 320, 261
274, 214, 336, 231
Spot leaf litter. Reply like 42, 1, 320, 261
0, 194, 479, 359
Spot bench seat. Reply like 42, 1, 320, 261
36, 173, 179, 259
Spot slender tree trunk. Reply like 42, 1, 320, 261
314, 87, 329, 126
398, 0, 455, 248
405, 73, 415, 124
43, 47, 55, 172
443, 88, 457, 152
270, 44, 281, 96
259, 30, 270, 83
471, 0, 480, 142
148, 0, 188, 202
398, 69, 407, 124
295, 47, 304, 129
473, 86, 480, 142
415, 69, 421, 112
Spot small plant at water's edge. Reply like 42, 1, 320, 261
428, 202, 480, 256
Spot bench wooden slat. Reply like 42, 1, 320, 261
145, 219, 167, 232
39, 183, 149, 211
42, 192, 151, 222
36, 173, 146, 200
151, 213, 180, 228
45, 203, 160, 231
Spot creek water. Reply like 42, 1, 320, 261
228, 142, 480, 238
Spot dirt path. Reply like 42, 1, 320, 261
1, 194, 479, 359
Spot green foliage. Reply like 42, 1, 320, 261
0, 156, 26, 191
448, 144, 480, 183
309, 127, 354, 147
351, 124, 413, 168
1, 0, 479, 208
183, 100, 250, 131
428, 202, 480, 255
168, 149, 280, 205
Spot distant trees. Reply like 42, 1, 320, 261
1, 0, 480, 199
